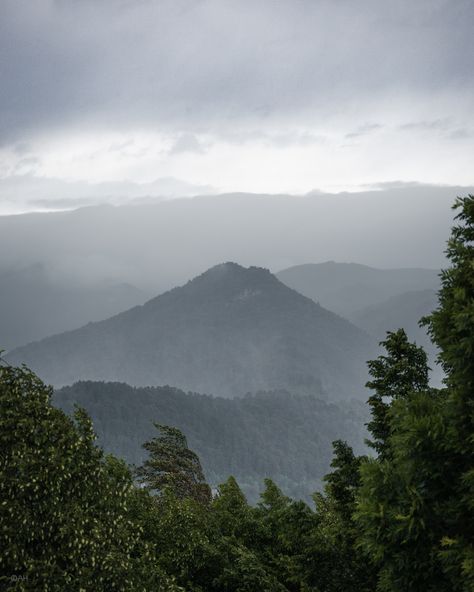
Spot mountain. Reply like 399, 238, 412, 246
0, 185, 461, 295
7, 263, 375, 400
349, 289, 438, 342
276, 262, 440, 318
0, 263, 148, 351
53, 382, 369, 502
349, 289, 443, 384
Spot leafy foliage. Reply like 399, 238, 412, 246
308, 441, 377, 592
365, 328, 430, 458
136, 423, 211, 504
422, 195, 474, 589
355, 195, 474, 591
0, 359, 178, 591
54, 383, 368, 503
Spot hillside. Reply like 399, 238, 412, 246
349, 289, 443, 384
0, 263, 147, 350
53, 381, 369, 502
276, 261, 440, 318
7, 262, 375, 400
349, 289, 438, 342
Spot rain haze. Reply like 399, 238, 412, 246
0, 0, 472, 375
4, 3, 474, 583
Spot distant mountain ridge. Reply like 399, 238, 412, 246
7, 262, 375, 400
0, 185, 460, 297
0, 263, 148, 350
276, 262, 440, 318
349, 288, 438, 340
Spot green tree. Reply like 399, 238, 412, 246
252, 479, 316, 591
365, 328, 430, 458
355, 294, 455, 590
308, 441, 376, 592
422, 195, 474, 590
0, 359, 175, 591
356, 388, 451, 592
135, 423, 211, 505
213, 476, 254, 539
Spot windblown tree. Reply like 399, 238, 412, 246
135, 423, 212, 505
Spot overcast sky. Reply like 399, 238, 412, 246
1, 0, 473, 214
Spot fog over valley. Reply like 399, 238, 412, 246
0, 183, 461, 298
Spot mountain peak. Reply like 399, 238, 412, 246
180, 262, 277, 297
7, 262, 374, 399
197, 261, 271, 279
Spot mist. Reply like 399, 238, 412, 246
0, 183, 463, 295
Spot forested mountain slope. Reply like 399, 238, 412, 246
54, 381, 368, 502
8, 263, 375, 400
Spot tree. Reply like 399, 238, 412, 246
356, 389, 451, 592
365, 328, 430, 458
212, 476, 253, 539
353, 198, 474, 591
355, 330, 451, 592
308, 441, 376, 592
421, 195, 474, 589
0, 359, 175, 591
135, 423, 212, 505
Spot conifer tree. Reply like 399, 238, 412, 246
422, 195, 474, 589
365, 328, 430, 458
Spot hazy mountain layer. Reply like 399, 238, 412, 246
0, 186, 460, 295
277, 261, 440, 318
349, 289, 438, 342
0, 263, 147, 351
7, 263, 375, 400
54, 382, 369, 502
349, 289, 443, 384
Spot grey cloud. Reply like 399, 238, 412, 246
0, 174, 217, 213
0, 0, 473, 144
13, 157, 41, 175
345, 123, 383, 139
447, 128, 474, 140
399, 119, 451, 132
398, 119, 474, 140
169, 133, 206, 155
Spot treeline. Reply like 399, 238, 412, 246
54, 382, 368, 502
1, 195, 474, 591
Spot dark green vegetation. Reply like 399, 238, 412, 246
2, 195, 474, 591
7, 263, 375, 400
54, 383, 368, 502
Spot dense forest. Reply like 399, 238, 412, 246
54, 383, 368, 502
1, 195, 474, 591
